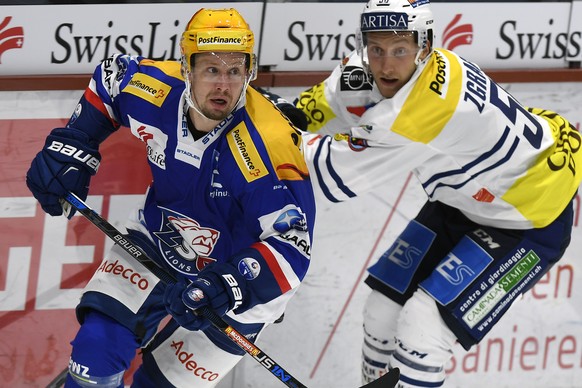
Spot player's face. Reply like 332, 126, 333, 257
189, 52, 247, 121
366, 32, 426, 98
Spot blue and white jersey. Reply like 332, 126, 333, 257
68, 53, 315, 324
298, 48, 581, 230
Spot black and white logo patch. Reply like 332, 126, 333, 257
340, 66, 372, 91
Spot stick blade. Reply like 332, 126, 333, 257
359, 368, 400, 388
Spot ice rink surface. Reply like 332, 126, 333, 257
1, 82, 581, 388
215, 83, 582, 388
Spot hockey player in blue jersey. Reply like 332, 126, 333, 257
296, 0, 581, 387
26, 8, 315, 387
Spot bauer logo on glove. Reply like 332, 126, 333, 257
222, 273, 243, 310
46, 140, 101, 173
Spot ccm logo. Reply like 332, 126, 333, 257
47, 141, 100, 172
222, 274, 243, 310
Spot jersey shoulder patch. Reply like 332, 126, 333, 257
121, 72, 172, 107
339, 65, 372, 92
121, 60, 182, 107
392, 49, 462, 143
244, 88, 310, 182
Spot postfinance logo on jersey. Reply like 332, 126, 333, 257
227, 123, 268, 182
123, 73, 171, 107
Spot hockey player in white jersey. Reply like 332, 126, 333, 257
296, 0, 581, 386
26, 8, 315, 388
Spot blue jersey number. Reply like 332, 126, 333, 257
489, 82, 544, 149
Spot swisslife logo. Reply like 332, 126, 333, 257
442, 14, 473, 51
128, 115, 168, 170
0, 17, 24, 63
439, 11, 582, 62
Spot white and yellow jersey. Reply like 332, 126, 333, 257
298, 48, 582, 229
296, 51, 383, 135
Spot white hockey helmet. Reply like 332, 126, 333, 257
357, 0, 435, 68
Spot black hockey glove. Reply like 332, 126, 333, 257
278, 103, 308, 132
255, 86, 308, 131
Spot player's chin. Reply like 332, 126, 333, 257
378, 82, 401, 98
379, 88, 397, 99
205, 103, 233, 119
206, 108, 232, 121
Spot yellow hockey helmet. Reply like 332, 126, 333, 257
181, 8, 256, 79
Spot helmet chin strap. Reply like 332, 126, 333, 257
187, 91, 213, 122
414, 50, 424, 66
414, 42, 432, 66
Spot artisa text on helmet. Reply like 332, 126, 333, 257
361, 12, 409, 31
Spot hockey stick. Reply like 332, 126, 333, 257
50, 192, 399, 388
46, 367, 69, 388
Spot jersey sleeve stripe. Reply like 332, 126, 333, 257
313, 136, 357, 202
251, 242, 295, 294
421, 126, 512, 189
313, 137, 339, 202
85, 81, 118, 127
425, 136, 520, 198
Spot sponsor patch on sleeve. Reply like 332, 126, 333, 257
122, 73, 171, 107
295, 82, 337, 133
340, 66, 372, 92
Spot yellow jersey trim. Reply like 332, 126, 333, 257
392, 50, 462, 143
246, 88, 310, 181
